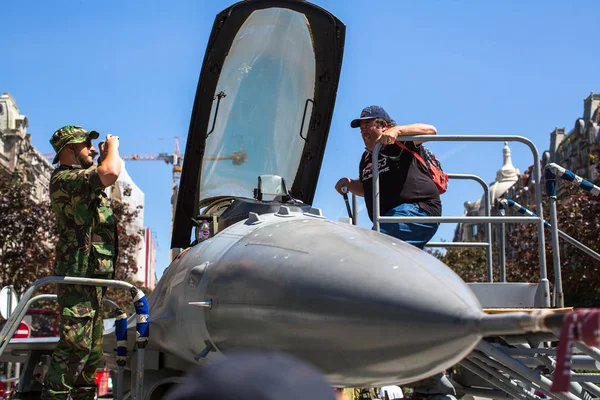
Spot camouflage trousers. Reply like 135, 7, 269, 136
42, 285, 104, 400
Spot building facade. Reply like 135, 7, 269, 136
0, 93, 53, 202
509, 92, 600, 204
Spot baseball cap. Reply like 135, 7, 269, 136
49, 125, 100, 164
350, 105, 392, 128
168, 351, 335, 400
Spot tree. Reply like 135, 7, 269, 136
0, 168, 56, 293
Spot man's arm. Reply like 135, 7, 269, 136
97, 134, 121, 187
335, 177, 364, 197
383, 123, 437, 146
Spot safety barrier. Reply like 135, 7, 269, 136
495, 164, 600, 307
0, 276, 149, 400
371, 135, 551, 306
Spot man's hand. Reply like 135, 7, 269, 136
335, 177, 364, 197
105, 134, 120, 150
385, 123, 437, 145
379, 126, 400, 145
97, 134, 122, 187
335, 177, 352, 195
99, 134, 119, 164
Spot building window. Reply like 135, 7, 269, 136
472, 224, 478, 237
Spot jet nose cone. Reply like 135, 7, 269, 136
205, 218, 484, 386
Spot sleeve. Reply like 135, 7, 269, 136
62, 167, 105, 195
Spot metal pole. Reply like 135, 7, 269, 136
136, 346, 146, 399
498, 200, 507, 283
548, 197, 563, 307
378, 216, 540, 224
340, 186, 353, 221
500, 223, 507, 282
7, 285, 14, 319
447, 173, 493, 282
544, 166, 563, 308
426, 242, 488, 248
372, 142, 382, 232
117, 366, 125, 400
557, 229, 600, 262
351, 193, 358, 225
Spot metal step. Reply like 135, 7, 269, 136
467, 282, 546, 308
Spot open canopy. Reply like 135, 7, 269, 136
172, 0, 345, 248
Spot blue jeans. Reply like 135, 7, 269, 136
374, 203, 439, 249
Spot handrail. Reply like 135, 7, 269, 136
377, 216, 539, 224
425, 173, 493, 281
372, 135, 550, 307
545, 163, 600, 197
0, 276, 148, 400
500, 199, 600, 260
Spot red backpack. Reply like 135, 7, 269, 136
396, 142, 448, 194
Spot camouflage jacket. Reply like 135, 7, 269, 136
49, 165, 117, 278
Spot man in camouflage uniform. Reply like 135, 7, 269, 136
43, 125, 121, 400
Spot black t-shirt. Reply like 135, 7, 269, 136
359, 141, 442, 222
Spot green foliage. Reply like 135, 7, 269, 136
434, 247, 488, 282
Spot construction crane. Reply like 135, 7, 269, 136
120, 136, 183, 195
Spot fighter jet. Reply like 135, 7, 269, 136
0, 1, 595, 400
91, 1, 597, 399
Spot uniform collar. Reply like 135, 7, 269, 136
58, 163, 83, 169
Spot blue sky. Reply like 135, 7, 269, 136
2, 0, 599, 278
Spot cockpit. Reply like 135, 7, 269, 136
192, 174, 312, 245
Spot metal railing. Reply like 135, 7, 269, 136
495, 163, 600, 308
371, 135, 551, 307
3, 293, 128, 400
0, 276, 149, 400
349, 173, 494, 280
426, 173, 493, 281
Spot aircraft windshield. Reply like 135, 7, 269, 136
199, 8, 316, 201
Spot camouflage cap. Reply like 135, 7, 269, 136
49, 125, 100, 164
